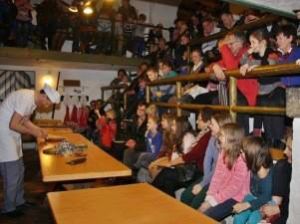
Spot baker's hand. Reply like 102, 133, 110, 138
38, 128, 48, 139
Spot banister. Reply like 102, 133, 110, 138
231, 106, 285, 115
101, 85, 128, 91
190, 15, 279, 46
148, 63, 300, 86
151, 102, 285, 115
148, 62, 299, 117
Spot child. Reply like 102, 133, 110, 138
148, 113, 174, 179
96, 109, 117, 151
151, 117, 196, 196
233, 136, 273, 224
135, 116, 162, 170
181, 112, 232, 209
199, 123, 250, 222
152, 109, 212, 197
260, 130, 293, 224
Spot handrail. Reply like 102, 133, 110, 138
147, 63, 300, 118
190, 14, 279, 46
151, 103, 286, 115
148, 63, 300, 86
101, 84, 128, 91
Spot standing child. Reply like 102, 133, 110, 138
233, 136, 273, 224
96, 109, 117, 152
199, 123, 250, 221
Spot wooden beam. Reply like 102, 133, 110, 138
231, 106, 286, 115
137, 0, 181, 6
149, 63, 300, 86
0, 47, 147, 71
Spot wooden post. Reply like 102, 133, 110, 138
176, 81, 182, 117
123, 93, 127, 110
229, 77, 237, 122
101, 88, 104, 101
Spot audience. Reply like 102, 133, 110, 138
181, 112, 232, 209
2, 2, 300, 223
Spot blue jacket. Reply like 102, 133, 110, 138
146, 131, 163, 158
279, 47, 300, 87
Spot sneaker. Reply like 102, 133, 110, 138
17, 201, 37, 210
3, 209, 24, 218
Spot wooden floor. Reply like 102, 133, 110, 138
0, 148, 133, 223
0, 150, 54, 224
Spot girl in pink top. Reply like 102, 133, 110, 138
199, 123, 250, 221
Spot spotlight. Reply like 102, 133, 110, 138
83, 6, 93, 15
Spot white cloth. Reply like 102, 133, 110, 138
0, 89, 36, 162
287, 118, 300, 223
43, 83, 60, 104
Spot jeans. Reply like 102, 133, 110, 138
233, 194, 262, 224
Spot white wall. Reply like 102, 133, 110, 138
35, 68, 118, 120
0, 64, 119, 120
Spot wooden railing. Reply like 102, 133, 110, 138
101, 84, 128, 101
189, 14, 279, 46
146, 63, 300, 119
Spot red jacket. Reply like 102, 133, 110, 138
97, 117, 117, 148
182, 131, 211, 173
218, 45, 259, 106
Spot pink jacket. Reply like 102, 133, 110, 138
206, 150, 250, 205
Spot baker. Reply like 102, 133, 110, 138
0, 84, 60, 217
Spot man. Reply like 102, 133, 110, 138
209, 32, 257, 134
201, 17, 221, 55
275, 24, 300, 224
220, 11, 238, 30
118, 0, 137, 21
0, 84, 60, 217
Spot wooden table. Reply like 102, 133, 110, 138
34, 119, 65, 128
44, 127, 73, 135
48, 183, 218, 224
38, 133, 131, 182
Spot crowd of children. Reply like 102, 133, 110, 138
75, 13, 300, 224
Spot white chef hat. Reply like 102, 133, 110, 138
43, 84, 61, 104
